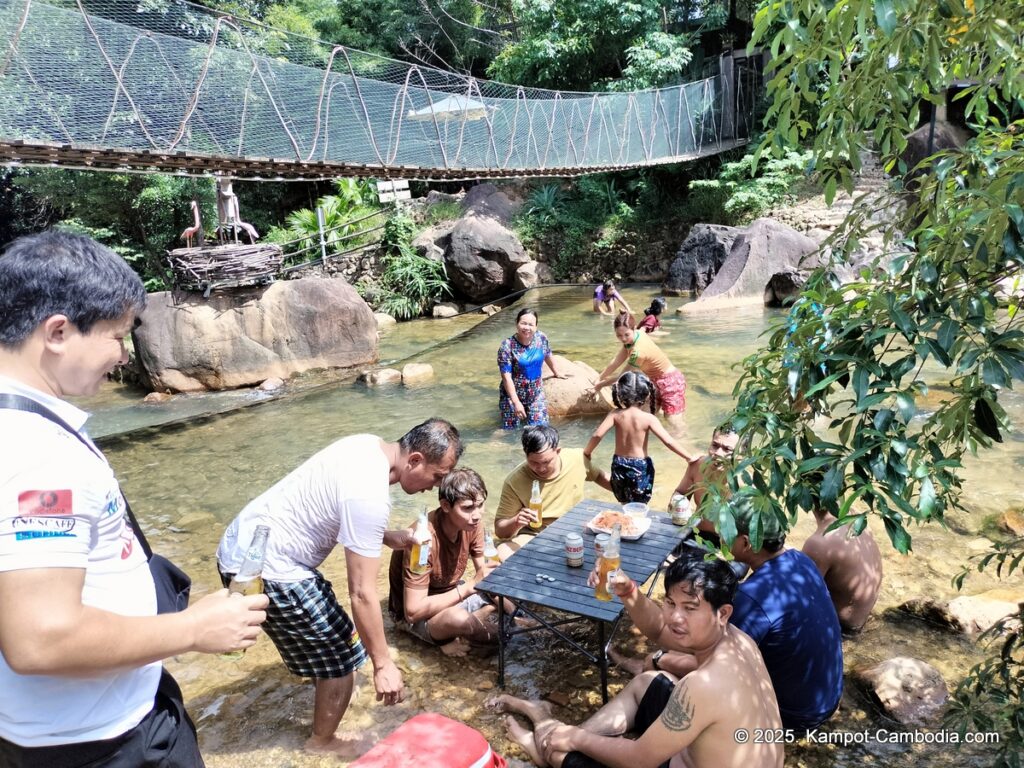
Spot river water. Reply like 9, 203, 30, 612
87, 286, 1014, 767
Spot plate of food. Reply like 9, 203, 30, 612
586, 510, 652, 540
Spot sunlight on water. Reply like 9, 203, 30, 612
86, 286, 1011, 767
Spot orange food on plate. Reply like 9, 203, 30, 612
590, 511, 639, 536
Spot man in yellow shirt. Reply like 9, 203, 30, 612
495, 425, 605, 551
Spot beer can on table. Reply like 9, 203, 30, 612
594, 533, 610, 559
565, 533, 584, 567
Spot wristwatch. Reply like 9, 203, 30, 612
651, 649, 666, 671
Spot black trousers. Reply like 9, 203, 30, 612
0, 671, 204, 768
561, 673, 675, 768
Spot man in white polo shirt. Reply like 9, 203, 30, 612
0, 230, 268, 768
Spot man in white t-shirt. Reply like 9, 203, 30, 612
216, 417, 462, 757
0, 231, 268, 768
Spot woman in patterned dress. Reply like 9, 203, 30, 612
497, 308, 565, 430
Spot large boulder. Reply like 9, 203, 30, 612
680, 219, 819, 314
444, 216, 531, 302
853, 657, 948, 725
461, 182, 519, 224
663, 224, 741, 296
899, 120, 969, 188
134, 277, 378, 392
514, 261, 555, 290
544, 356, 614, 418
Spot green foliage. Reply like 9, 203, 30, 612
724, 0, 1024, 759
359, 214, 451, 320
11, 170, 216, 291
488, 0, 694, 91
688, 150, 811, 224
422, 200, 463, 226
280, 178, 382, 265
947, 539, 1024, 768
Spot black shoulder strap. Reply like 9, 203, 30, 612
0, 393, 154, 560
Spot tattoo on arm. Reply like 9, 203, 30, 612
661, 683, 695, 732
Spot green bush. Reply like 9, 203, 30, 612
358, 213, 451, 320
688, 150, 813, 225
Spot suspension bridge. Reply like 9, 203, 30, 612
0, 0, 763, 181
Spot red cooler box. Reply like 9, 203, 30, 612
351, 712, 508, 768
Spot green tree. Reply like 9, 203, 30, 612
718, 1, 1023, 761
12, 170, 216, 290
487, 0, 699, 91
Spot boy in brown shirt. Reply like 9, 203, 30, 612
388, 468, 498, 656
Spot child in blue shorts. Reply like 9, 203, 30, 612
583, 372, 696, 504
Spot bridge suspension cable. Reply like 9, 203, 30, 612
0, 0, 761, 180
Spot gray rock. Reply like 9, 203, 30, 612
143, 391, 173, 403
425, 190, 461, 206
514, 261, 554, 290
899, 588, 1024, 636
544, 356, 614, 418
432, 302, 460, 318
412, 222, 454, 261
258, 377, 285, 392
663, 224, 741, 296
360, 368, 402, 386
374, 312, 397, 328
134, 277, 378, 392
444, 217, 530, 302
461, 182, 519, 224
899, 120, 969, 187
680, 219, 820, 314
764, 268, 806, 307
402, 363, 434, 385
854, 657, 948, 725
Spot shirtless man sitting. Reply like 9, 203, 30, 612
486, 558, 783, 768
670, 425, 739, 548
801, 504, 883, 633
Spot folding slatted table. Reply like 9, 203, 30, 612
475, 498, 684, 702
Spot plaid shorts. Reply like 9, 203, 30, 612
220, 569, 367, 679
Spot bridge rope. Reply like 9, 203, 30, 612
0, 0, 760, 180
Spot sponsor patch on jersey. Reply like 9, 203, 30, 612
17, 489, 73, 517
15, 529, 76, 541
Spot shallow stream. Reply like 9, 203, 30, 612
87, 286, 1016, 767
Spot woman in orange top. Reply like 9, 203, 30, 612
592, 312, 687, 419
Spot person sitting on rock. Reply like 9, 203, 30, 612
388, 468, 499, 656
485, 558, 783, 768
800, 473, 883, 633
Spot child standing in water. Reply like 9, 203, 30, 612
584, 371, 696, 503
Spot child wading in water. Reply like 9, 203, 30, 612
584, 371, 696, 504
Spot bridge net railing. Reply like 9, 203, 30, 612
0, 0, 758, 178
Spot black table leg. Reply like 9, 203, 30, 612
598, 621, 608, 703
497, 595, 506, 689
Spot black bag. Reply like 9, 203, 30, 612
0, 394, 192, 614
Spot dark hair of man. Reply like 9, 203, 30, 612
516, 307, 538, 323
613, 311, 636, 331
713, 422, 738, 439
399, 418, 464, 464
612, 371, 656, 413
438, 467, 488, 506
0, 230, 147, 348
664, 557, 738, 612
731, 497, 786, 552
521, 424, 559, 455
